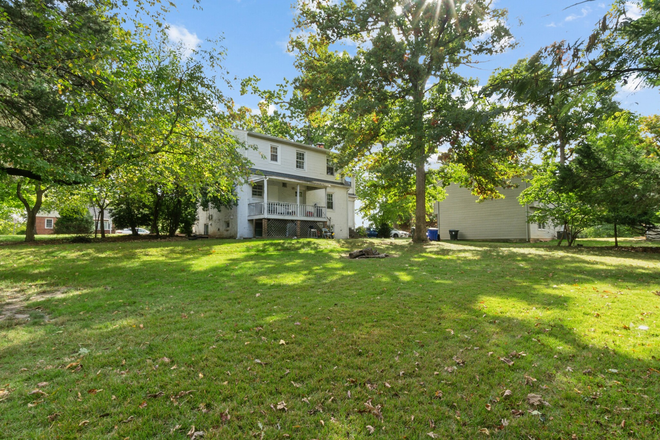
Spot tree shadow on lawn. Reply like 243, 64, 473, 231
0, 239, 659, 438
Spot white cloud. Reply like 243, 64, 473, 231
565, 7, 591, 22
166, 24, 201, 57
620, 73, 648, 93
624, 2, 643, 20
546, 22, 558, 28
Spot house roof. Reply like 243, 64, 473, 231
237, 130, 335, 155
250, 168, 351, 188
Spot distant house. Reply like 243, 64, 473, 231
35, 208, 114, 235
435, 179, 561, 242
193, 130, 357, 239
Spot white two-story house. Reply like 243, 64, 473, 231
194, 130, 357, 239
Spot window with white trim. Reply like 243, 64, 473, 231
537, 222, 546, 230
252, 183, 263, 197
45, 218, 54, 229
270, 145, 279, 163
326, 158, 335, 175
326, 193, 334, 210
296, 151, 306, 170
103, 220, 110, 231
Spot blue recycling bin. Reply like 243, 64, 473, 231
427, 228, 439, 241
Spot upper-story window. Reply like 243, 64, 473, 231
252, 183, 264, 197
296, 151, 306, 170
270, 145, 279, 163
326, 158, 335, 176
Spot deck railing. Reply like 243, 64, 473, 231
248, 202, 326, 219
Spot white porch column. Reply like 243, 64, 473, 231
324, 186, 328, 218
264, 177, 268, 218
296, 184, 300, 217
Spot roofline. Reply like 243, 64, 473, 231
235, 129, 335, 155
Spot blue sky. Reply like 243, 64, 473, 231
163, 0, 657, 116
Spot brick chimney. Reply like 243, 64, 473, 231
316, 143, 325, 149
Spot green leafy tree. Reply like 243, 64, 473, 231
519, 168, 597, 246
1, 1, 251, 241
53, 211, 93, 235
290, 0, 520, 242
556, 112, 660, 246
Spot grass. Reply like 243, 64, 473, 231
1, 237, 659, 439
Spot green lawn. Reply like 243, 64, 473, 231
1, 238, 659, 439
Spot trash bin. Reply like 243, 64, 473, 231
449, 229, 459, 240
427, 228, 439, 241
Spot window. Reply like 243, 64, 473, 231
537, 222, 546, 230
327, 193, 334, 210
281, 182, 287, 188
270, 145, 279, 162
296, 151, 306, 170
103, 220, 110, 231
252, 183, 263, 197
45, 218, 54, 229
327, 158, 335, 175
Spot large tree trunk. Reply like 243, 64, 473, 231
100, 206, 106, 238
151, 190, 162, 237
413, 154, 428, 243
16, 181, 46, 243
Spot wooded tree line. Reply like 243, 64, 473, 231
2, 0, 659, 244
0, 0, 252, 241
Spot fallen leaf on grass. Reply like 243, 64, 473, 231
87, 389, 102, 394
366, 425, 375, 434
65, 362, 80, 370
502, 389, 512, 398
121, 416, 134, 423
28, 389, 48, 396
479, 428, 490, 436
47, 413, 60, 422
433, 390, 443, 399
78, 420, 89, 427
139, 401, 147, 409
291, 381, 302, 388
509, 351, 526, 358
427, 432, 440, 438
485, 404, 492, 411
453, 356, 465, 366
446, 329, 454, 335
444, 366, 456, 373
37, 382, 49, 387
499, 357, 514, 366
275, 401, 288, 411
363, 399, 383, 421
511, 409, 524, 417
527, 393, 550, 407
147, 391, 164, 398
524, 375, 537, 385
0, 389, 11, 401
279, 340, 286, 345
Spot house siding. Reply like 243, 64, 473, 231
438, 181, 530, 241
35, 216, 57, 235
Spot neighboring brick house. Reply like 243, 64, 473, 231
35, 212, 59, 235
35, 208, 115, 235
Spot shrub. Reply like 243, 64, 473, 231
54, 212, 93, 234
355, 226, 367, 237
376, 222, 392, 239
581, 224, 639, 238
